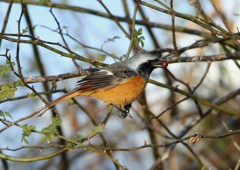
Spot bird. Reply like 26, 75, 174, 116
41, 52, 168, 117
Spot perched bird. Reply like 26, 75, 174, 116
42, 52, 168, 117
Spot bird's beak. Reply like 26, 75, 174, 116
153, 59, 168, 68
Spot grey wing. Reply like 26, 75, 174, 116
76, 69, 123, 91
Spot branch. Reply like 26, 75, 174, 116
0, 34, 107, 67
0, 149, 68, 162
0, 0, 210, 37
0, 53, 239, 89
94, 130, 240, 151
149, 79, 240, 117
167, 53, 240, 63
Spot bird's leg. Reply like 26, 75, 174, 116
112, 103, 132, 119
124, 103, 131, 114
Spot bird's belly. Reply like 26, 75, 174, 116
85, 75, 147, 105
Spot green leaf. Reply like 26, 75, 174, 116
72, 134, 85, 140
21, 124, 36, 144
0, 83, 17, 99
67, 134, 86, 147
6, 59, 15, 68
4, 111, 12, 119
0, 65, 9, 75
53, 115, 62, 126
133, 28, 145, 47
110, 53, 118, 59
22, 27, 29, 34
41, 126, 55, 143
0, 59, 15, 76
16, 79, 25, 87
97, 54, 107, 61
0, 110, 12, 119
22, 138, 29, 144
41, 135, 48, 143
0, 92, 6, 100
40, 116, 62, 143
88, 125, 105, 136
7, 90, 15, 98
1, 84, 10, 91
105, 36, 120, 42
27, 93, 36, 99
0, 111, 4, 117
47, 133, 56, 141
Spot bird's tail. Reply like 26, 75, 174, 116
38, 90, 81, 116
47, 90, 80, 108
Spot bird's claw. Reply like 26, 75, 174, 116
113, 104, 132, 119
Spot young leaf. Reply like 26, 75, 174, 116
88, 124, 105, 136
97, 54, 107, 61
21, 124, 36, 144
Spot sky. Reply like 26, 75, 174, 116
1, 0, 240, 169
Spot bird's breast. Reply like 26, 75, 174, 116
80, 75, 147, 105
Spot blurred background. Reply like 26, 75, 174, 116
0, 0, 240, 170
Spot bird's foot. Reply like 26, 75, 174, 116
113, 104, 132, 119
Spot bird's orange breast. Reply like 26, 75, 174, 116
79, 75, 147, 105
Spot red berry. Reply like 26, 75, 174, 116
161, 61, 168, 68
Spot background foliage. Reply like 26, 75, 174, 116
0, 0, 240, 170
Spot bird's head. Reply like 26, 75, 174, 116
127, 52, 168, 79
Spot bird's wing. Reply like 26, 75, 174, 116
76, 68, 137, 92
46, 68, 137, 108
